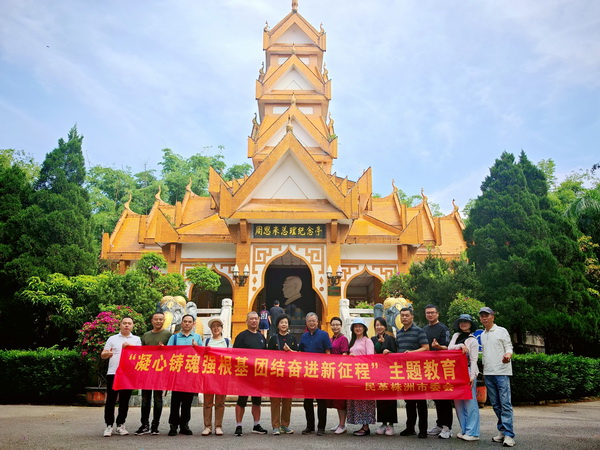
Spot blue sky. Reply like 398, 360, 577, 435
1, 0, 598, 214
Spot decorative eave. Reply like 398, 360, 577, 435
264, 11, 325, 52
214, 131, 357, 220
258, 54, 331, 99
248, 104, 334, 160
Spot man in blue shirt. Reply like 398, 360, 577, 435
299, 312, 331, 436
396, 307, 429, 439
167, 314, 202, 436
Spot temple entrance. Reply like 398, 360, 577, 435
255, 253, 319, 341
345, 271, 382, 307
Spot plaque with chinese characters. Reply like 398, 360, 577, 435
253, 224, 325, 239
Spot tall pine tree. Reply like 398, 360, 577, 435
465, 151, 598, 355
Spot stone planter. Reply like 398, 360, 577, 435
85, 387, 107, 406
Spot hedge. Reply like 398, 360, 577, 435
511, 353, 600, 402
0, 349, 598, 404
0, 348, 89, 404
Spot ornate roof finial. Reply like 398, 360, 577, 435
291, 43, 296, 55
292, 0, 298, 13
264, 21, 269, 32
452, 199, 459, 213
323, 62, 329, 81
155, 185, 162, 201
421, 187, 428, 202
251, 113, 259, 140
327, 112, 335, 136
286, 115, 293, 132
392, 179, 398, 194
258, 61, 265, 82
320, 23, 325, 34
291, 92, 296, 107
186, 177, 192, 192
124, 192, 132, 211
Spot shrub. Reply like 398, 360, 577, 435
0, 347, 88, 404
447, 294, 485, 331
511, 353, 600, 402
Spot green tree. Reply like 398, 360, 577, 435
223, 163, 253, 181
159, 147, 227, 203
465, 151, 598, 355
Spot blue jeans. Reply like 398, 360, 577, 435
485, 375, 514, 438
454, 381, 480, 437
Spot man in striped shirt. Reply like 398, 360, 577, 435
395, 307, 429, 439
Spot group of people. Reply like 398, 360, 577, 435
101, 304, 515, 447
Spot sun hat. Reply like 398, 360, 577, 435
207, 317, 224, 328
351, 317, 368, 333
453, 314, 477, 332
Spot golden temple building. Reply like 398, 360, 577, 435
101, 2, 466, 337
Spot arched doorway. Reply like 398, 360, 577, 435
345, 270, 382, 307
254, 252, 320, 340
191, 274, 233, 309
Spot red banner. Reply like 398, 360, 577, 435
114, 346, 471, 400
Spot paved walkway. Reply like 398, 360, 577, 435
1, 401, 598, 449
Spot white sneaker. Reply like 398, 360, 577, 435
330, 425, 339, 432
428, 425, 443, 436
115, 425, 129, 436
103, 425, 113, 437
334, 426, 347, 434
492, 432, 505, 443
385, 425, 394, 436
202, 427, 212, 436
439, 426, 452, 439
376, 424, 387, 435
460, 434, 480, 441
503, 436, 515, 447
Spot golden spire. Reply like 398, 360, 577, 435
291, 43, 296, 55
291, 92, 296, 107
186, 177, 193, 192
392, 179, 398, 194
264, 21, 269, 32
292, 0, 298, 13
286, 115, 293, 132
323, 62, 329, 81
155, 185, 162, 201
421, 188, 428, 202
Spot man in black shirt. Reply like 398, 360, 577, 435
233, 311, 267, 436
422, 304, 453, 439
269, 300, 285, 337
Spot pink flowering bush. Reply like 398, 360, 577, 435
76, 305, 145, 365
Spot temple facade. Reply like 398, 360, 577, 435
101, 2, 466, 337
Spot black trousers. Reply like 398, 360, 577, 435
140, 390, 163, 428
434, 399, 453, 428
304, 398, 327, 430
104, 374, 132, 426
405, 399, 428, 432
168, 391, 194, 427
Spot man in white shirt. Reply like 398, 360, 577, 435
101, 316, 142, 437
479, 307, 515, 448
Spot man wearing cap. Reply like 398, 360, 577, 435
479, 307, 515, 448
395, 307, 429, 439
299, 312, 332, 436
423, 304, 453, 439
